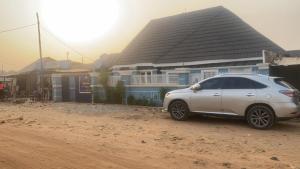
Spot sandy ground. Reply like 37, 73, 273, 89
0, 102, 299, 169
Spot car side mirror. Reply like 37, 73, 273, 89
191, 83, 201, 91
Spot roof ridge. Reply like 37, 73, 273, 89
150, 6, 224, 22
154, 7, 225, 63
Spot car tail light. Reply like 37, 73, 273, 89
279, 90, 296, 97
280, 90, 300, 104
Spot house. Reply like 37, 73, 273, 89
13, 6, 296, 105
0, 75, 15, 98
93, 6, 286, 105
10, 57, 92, 101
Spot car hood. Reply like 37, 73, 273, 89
169, 88, 191, 94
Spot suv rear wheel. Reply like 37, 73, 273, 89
246, 105, 275, 129
169, 101, 190, 121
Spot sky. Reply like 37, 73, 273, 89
0, 0, 299, 71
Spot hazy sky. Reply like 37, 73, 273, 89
0, 0, 299, 71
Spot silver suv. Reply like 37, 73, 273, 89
163, 74, 300, 129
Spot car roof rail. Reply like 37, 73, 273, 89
218, 73, 259, 76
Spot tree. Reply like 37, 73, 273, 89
114, 81, 125, 104
99, 69, 110, 89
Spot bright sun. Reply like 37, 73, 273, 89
41, 0, 120, 43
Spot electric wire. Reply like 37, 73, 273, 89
0, 24, 37, 34
41, 26, 95, 62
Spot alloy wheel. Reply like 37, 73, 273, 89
247, 106, 275, 129
170, 101, 189, 120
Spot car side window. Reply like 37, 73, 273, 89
252, 81, 267, 89
201, 78, 224, 90
222, 77, 266, 89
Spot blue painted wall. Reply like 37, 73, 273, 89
126, 86, 184, 106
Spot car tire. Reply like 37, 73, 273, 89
169, 101, 190, 121
246, 105, 275, 129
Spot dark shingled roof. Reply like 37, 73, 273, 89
117, 6, 284, 66
19, 57, 91, 74
287, 50, 300, 57
94, 53, 121, 69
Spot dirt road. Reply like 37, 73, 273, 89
0, 102, 299, 169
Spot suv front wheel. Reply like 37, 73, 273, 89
169, 101, 190, 121
246, 105, 275, 129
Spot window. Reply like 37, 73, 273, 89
202, 70, 217, 80
201, 78, 224, 90
253, 81, 268, 89
274, 78, 296, 89
222, 77, 267, 89
140, 71, 152, 84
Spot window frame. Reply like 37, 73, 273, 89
200, 77, 225, 90
221, 77, 267, 90
274, 78, 296, 89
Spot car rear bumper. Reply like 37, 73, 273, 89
272, 102, 300, 118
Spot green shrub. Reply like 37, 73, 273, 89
127, 95, 135, 105
114, 81, 125, 104
96, 69, 126, 104
160, 88, 170, 101
98, 69, 110, 88
127, 95, 158, 107
101, 81, 125, 104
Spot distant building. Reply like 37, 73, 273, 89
10, 57, 91, 101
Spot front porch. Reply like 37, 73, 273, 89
109, 74, 183, 87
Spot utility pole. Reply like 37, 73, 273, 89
1, 64, 3, 83
66, 52, 69, 60
36, 13, 44, 101
2, 64, 6, 84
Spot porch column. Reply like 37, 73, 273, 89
90, 72, 99, 104
51, 74, 62, 102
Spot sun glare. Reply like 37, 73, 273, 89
41, 0, 120, 43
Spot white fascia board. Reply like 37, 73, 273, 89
112, 57, 263, 69
157, 57, 263, 67
163, 70, 190, 74
256, 63, 270, 69
161, 65, 260, 73
112, 63, 153, 69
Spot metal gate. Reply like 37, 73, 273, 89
269, 65, 300, 90
62, 76, 70, 102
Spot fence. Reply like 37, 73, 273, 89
108, 74, 180, 86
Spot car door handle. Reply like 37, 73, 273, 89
213, 93, 221, 96
246, 93, 255, 97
